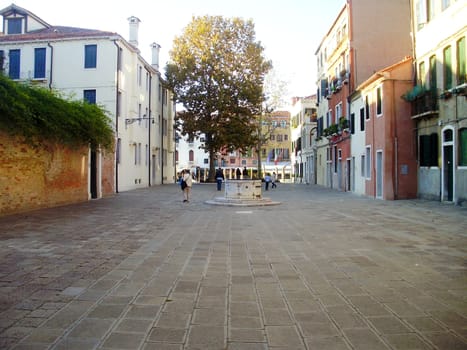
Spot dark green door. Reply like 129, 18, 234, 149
444, 145, 453, 201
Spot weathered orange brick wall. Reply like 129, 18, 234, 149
0, 132, 110, 216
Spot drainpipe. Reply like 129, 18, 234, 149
47, 43, 53, 90
393, 79, 398, 200
161, 87, 164, 184
113, 40, 120, 193
148, 73, 152, 186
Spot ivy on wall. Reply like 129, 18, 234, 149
0, 74, 114, 151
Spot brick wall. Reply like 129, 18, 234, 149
0, 132, 113, 216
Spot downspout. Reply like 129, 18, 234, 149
173, 99, 177, 183
393, 79, 398, 199
113, 40, 120, 193
148, 73, 152, 186
161, 87, 164, 184
47, 43, 53, 90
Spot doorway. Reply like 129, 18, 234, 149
442, 127, 454, 202
90, 150, 98, 199
376, 151, 383, 198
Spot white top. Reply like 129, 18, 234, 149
183, 173, 193, 187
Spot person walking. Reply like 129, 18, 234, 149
181, 169, 193, 202
236, 168, 241, 180
264, 173, 271, 191
272, 172, 277, 189
215, 168, 224, 191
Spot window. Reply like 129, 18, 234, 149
8, 49, 20, 79
83, 90, 96, 104
365, 95, 370, 120
457, 37, 466, 85
361, 155, 365, 177
336, 103, 342, 121
350, 113, 355, 134
280, 120, 287, 128
441, 0, 450, 11
138, 65, 142, 86
34, 48, 46, 79
443, 46, 452, 90
416, 0, 427, 30
376, 86, 382, 116
458, 128, 467, 166
365, 146, 371, 178
419, 61, 426, 86
277, 134, 283, 142
284, 135, 288, 141
189, 150, 194, 161
317, 117, 324, 137
84, 44, 97, 68
419, 133, 438, 166
0, 50, 4, 70
270, 134, 275, 141
133, 143, 141, 165
7, 18, 22, 34
429, 55, 437, 91
116, 138, 121, 164
428, 0, 436, 21
360, 108, 365, 131
334, 146, 338, 173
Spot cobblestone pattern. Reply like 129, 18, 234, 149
0, 184, 466, 349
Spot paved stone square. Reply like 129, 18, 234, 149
0, 183, 466, 349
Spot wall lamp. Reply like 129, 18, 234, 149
125, 114, 155, 127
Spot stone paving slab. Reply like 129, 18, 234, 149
0, 183, 466, 349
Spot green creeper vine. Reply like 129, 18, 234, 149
0, 74, 114, 151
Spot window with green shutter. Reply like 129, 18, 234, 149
420, 133, 438, 167
443, 46, 452, 90
457, 37, 466, 85
429, 55, 437, 91
459, 128, 467, 166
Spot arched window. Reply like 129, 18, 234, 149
189, 150, 194, 161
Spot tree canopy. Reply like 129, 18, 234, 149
165, 15, 272, 179
0, 74, 114, 151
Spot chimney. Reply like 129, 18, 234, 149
151, 42, 161, 70
128, 16, 141, 47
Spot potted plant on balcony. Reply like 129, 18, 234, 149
338, 117, 349, 133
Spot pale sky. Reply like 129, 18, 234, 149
2, 0, 345, 99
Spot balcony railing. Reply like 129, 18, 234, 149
410, 90, 439, 119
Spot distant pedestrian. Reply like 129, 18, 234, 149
242, 167, 248, 179
181, 169, 193, 202
264, 173, 271, 191
272, 172, 277, 189
215, 168, 224, 191
236, 168, 241, 180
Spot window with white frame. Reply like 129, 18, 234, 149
376, 86, 382, 116
361, 154, 365, 177
336, 103, 342, 121
365, 146, 371, 178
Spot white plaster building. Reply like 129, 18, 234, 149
0, 4, 175, 196
289, 96, 317, 184
410, 0, 467, 205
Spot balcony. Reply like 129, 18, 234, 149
404, 88, 439, 120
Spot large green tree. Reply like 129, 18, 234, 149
165, 15, 271, 181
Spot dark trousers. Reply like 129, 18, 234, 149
217, 179, 222, 191
265, 181, 270, 190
